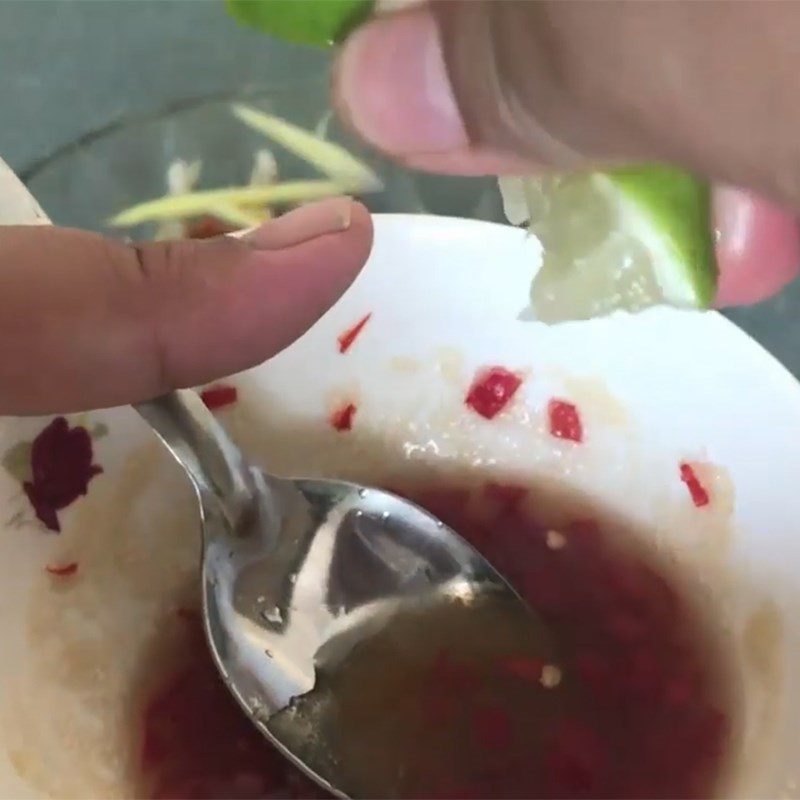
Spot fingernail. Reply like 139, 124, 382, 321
334, 8, 469, 156
244, 197, 353, 250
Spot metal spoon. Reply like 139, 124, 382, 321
137, 389, 533, 797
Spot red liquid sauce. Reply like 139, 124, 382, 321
136, 482, 734, 799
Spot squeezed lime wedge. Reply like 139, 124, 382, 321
500, 166, 717, 323
226, 0, 374, 48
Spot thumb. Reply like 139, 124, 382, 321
335, 2, 800, 200
333, 2, 800, 307
0, 198, 372, 415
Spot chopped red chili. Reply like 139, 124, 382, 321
139, 613, 328, 800
200, 384, 238, 411
680, 463, 710, 507
465, 367, 522, 420
45, 561, 78, 577
548, 399, 583, 442
185, 216, 236, 240
330, 402, 357, 432
23, 417, 102, 532
337, 313, 372, 354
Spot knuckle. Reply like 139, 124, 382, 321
125, 239, 200, 395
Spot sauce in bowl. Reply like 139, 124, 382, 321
137, 480, 736, 799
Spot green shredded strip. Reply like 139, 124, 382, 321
110, 107, 381, 229
210, 202, 268, 229
232, 103, 381, 190
109, 180, 350, 227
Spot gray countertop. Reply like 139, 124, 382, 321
2, 0, 799, 377
0, 0, 328, 172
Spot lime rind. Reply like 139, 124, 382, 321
606, 166, 716, 308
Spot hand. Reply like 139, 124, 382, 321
333, 0, 800, 306
0, 197, 372, 415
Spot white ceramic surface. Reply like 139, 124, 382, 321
0, 159, 47, 226
0, 161, 799, 797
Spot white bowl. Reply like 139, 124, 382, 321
1, 212, 799, 798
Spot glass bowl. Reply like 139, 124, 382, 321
21, 78, 503, 240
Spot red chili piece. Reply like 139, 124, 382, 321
200, 384, 238, 411
330, 402, 357, 432
680, 463, 710, 507
45, 561, 78, 577
337, 313, 372, 354
23, 417, 102, 532
548, 399, 583, 442
185, 216, 236, 240
465, 367, 522, 420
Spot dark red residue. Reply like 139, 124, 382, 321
483, 481, 528, 513
45, 561, 78, 577
498, 655, 545, 682
337, 313, 372, 354
139, 617, 325, 800
186, 216, 236, 240
542, 717, 607, 797
422, 651, 480, 727
23, 417, 102, 532
471, 705, 513, 752
680, 463, 710, 508
465, 367, 522, 420
548, 399, 583, 443
330, 402, 357, 432
200, 384, 238, 411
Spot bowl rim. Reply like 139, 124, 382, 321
19, 79, 331, 185
371, 211, 800, 404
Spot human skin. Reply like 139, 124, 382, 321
332, 1, 800, 307
0, 198, 372, 415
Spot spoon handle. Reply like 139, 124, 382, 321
136, 390, 255, 530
